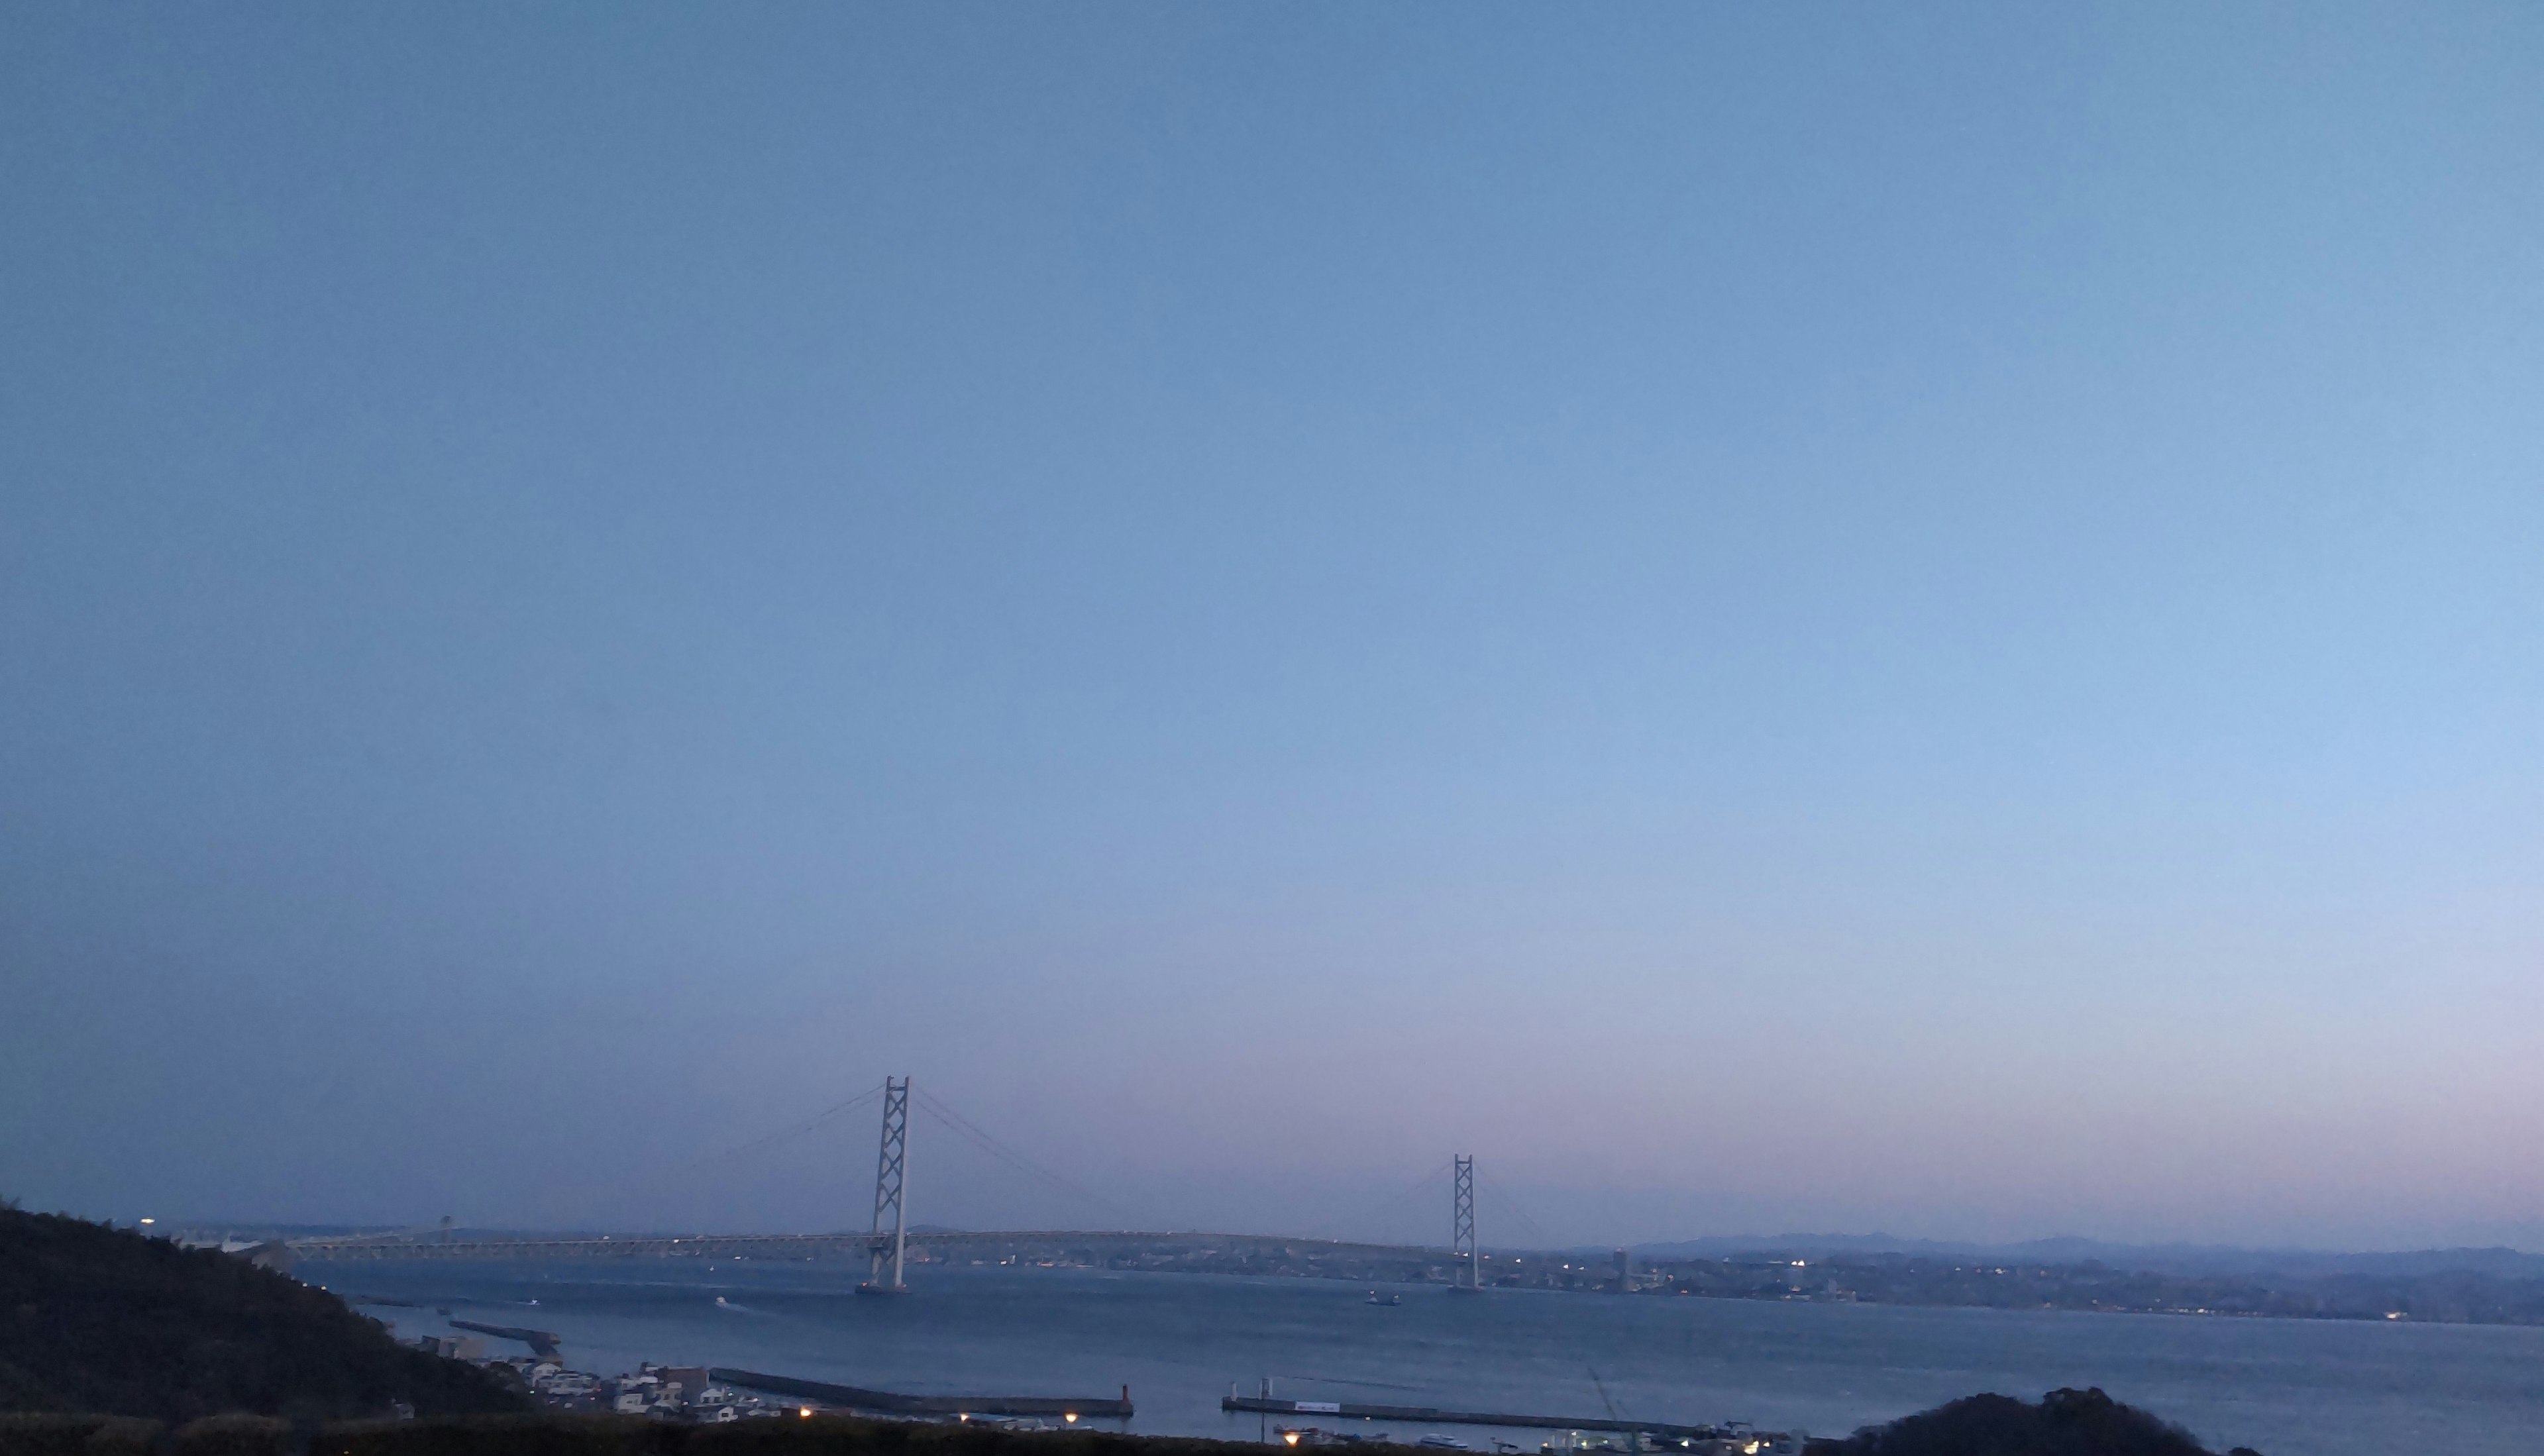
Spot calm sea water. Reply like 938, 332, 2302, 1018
323, 1259, 2544, 1456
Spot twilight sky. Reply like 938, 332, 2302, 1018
3, 3, 2540, 1251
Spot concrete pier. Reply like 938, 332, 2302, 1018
715, 1368, 1134, 1420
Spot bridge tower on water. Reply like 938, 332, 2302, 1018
859, 1076, 911, 1294
1450, 1153, 1480, 1292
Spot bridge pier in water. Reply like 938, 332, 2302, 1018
857, 1076, 910, 1294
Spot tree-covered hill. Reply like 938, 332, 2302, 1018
0, 1206, 526, 1422
1805, 1387, 2260, 1456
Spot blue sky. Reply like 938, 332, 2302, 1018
4, 3, 2540, 1249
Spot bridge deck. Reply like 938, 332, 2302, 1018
289, 1229, 1450, 1262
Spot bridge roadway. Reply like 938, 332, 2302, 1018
286, 1229, 1449, 1263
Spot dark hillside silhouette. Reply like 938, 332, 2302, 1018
0, 1208, 525, 1422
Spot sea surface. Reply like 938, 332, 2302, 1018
323, 1259, 2544, 1456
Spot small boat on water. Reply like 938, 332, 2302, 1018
1416, 1437, 1471, 1451
1365, 1290, 1403, 1306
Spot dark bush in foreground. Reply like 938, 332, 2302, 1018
172, 1416, 298, 1456
0, 1414, 163, 1456
330, 1414, 678, 1456
0, 1210, 526, 1422
1806, 1388, 2260, 1456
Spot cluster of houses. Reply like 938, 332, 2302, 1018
406, 1344, 797, 1422
586, 1364, 786, 1421
550, 1361, 794, 1420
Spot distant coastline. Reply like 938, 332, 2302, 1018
211, 1222, 2544, 1329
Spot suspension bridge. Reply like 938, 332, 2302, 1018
282, 1076, 1524, 1295
271, 1078, 1791, 1445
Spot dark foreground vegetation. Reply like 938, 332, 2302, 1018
0, 1208, 523, 1422
0, 1403, 2261, 1456
0, 1416, 1216, 1456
